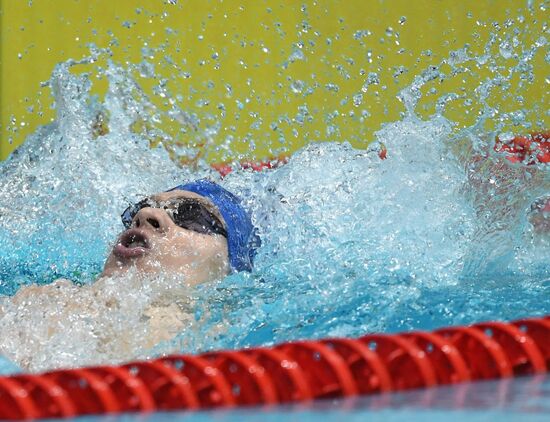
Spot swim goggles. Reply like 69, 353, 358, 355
121, 197, 228, 237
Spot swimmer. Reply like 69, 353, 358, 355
104, 179, 258, 281
0, 179, 259, 372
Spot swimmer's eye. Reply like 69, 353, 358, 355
121, 198, 227, 237
173, 200, 227, 237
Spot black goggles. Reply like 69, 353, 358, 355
121, 197, 227, 237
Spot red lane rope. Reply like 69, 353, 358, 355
0, 377, 40, 420
512, 319, 550, 364
121, 361, 199, 410
359, 334, 437, 390
13, 375, 77, 419
276, 340, 358, 398
400, 331, 470, 384
435, 326, 514, 379
157, 355, 236, 407
472, 322, 547, 375
320, 338, 392, 394
0, 315, 548, 420
242, 347, 313, 402
208, 132, 549, 175
494, 132, 550, 164
201, 350, 278, 405
85, 366, 155, 413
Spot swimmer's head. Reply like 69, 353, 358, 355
102, 179, 259, 282
168, 179, 260, 272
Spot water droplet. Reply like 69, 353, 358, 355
499, 40, 513, 59
353, 30, 371, 40
361, 72, 380, 92
366, 50, 373, 63
290, 80, 305, 93
535, 36, 547, 48
288, 48, 305, 62
325, 83, 339, 93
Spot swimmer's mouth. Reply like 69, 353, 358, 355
114, 229, 151, 259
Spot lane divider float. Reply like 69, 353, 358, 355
0, 315, 548, 420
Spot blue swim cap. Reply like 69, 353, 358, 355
169, 179, 260, 272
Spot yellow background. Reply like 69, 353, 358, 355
0, 0, 547, 162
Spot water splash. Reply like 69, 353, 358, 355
0, 58, 209, 292
0, 20, 548, 372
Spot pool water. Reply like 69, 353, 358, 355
0, 0, 548, 403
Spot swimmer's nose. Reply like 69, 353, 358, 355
133, 207, 170, 231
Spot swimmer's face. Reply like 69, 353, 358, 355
102, 190, 230, 284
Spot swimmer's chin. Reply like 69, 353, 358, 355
102, 260, 137, 279
101, 253, 144, 278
